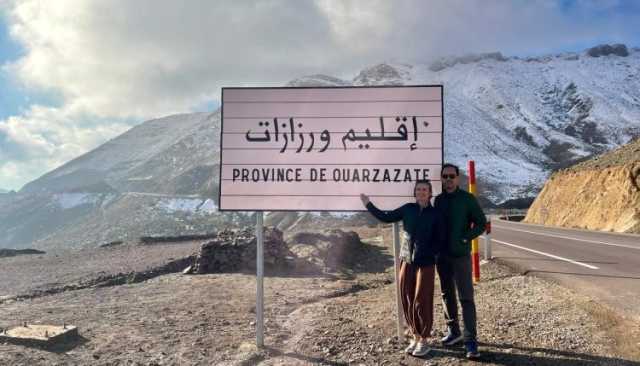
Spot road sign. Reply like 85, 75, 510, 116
219, 85, 444, 211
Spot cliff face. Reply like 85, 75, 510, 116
524, 139, 640, 233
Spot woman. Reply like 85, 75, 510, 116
360, 179, 445, 357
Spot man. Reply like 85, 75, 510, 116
435, 163, 487, 359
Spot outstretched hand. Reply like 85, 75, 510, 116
360, 193, 370, 206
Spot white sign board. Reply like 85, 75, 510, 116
219, 86, 443, 211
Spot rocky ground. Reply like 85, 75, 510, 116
0, 240, 203, 301
1, 225, 639, 365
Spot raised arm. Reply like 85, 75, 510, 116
360, 193, 404, 223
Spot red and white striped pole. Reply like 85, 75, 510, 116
468, 161, 480, 283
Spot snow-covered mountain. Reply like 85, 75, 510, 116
22, 112, 221, 196
0, 112, 230, 250
2, 43, 639, 250
294, 46, 640, 202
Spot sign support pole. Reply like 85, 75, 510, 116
256, 211, 264, 348
392, 222, 404, 340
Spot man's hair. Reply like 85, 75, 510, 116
414, 179, 432, 197
442, 163, 460, 176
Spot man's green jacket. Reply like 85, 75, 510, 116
434, 188, 487, 257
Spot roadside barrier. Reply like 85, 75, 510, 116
484, 221, 492, 260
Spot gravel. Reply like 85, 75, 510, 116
0, 226, 638, 365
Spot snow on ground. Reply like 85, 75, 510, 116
156, 198, 218, 214
199, 199, 218, 213
310, 211, 357, 218
53, 193, 101, 209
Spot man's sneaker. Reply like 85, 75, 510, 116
465, 340, 480, 359
441, 331, 463, 346
403, 339, 417, 354
412, 341, 431, 357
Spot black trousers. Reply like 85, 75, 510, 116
436, 254, 477, 342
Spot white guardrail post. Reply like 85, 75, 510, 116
484, 220, 492, 260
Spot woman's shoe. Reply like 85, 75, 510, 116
404, 339, 417, 354
412, 341, 431, 357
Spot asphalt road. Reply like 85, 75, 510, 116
484, 219, 640, 318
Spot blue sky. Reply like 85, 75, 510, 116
551, 0, 640, 52
1, 0, 640, 191
0, 12, 62, 120
0, 12, 24, 118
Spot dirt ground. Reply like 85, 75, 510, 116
0, 241, 204, 299
1, 226, 639, 365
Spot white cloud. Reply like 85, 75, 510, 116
315, 0, 392, 53
0, 103, 129, 189
4, 0, 350, 118
5, 0, 639, 118
1, 0, 639, 190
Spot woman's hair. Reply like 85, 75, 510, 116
413, 179, 432, 197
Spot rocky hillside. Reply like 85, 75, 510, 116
2, 43, 640, 250
524, 138, 640, 233
22, 112, 220, 196
19, 43, 640, 202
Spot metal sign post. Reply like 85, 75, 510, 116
392, 222, 404, 339
256, 211, 264, 348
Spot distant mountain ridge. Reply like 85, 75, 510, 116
22, 112, 220, 196
2, 43, 640, 250
292, 44, 640, 202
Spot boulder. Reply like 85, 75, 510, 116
183, 227, 364, 275
288, 230, 363, 272
187, 227, 294, 274
586, 44, 629, 57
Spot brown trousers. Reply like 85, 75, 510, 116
399, 261, 435, 339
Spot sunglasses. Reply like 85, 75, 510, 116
442, 174, 457, 180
